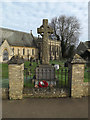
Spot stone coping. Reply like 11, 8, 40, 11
8, 55, 24, 65
71, 54, 86, 64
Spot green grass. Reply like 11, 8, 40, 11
2, 63, 8, 79
0, 60, 90, 88
84, 65, 90, 82
1, 60, 65, 79
24, 61, 39, 88
24, 77, 34, 88
50, 60, 65, 67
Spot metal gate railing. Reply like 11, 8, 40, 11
24, 66, 71, 89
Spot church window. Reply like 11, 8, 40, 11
52, 46, 55, 55
57, 47, 59, 55
27, 49, 29, 55
12, 48, 14, 55
18, 49, 20, 55
32, 49, 34, 55
23, 48, 25, 55
53, 51, 55, 55
3, 49, 8, 61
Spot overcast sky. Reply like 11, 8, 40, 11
0, 1, 89, 43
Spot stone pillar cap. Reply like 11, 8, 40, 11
8, 55, 24, 65
71, 54, 86, 64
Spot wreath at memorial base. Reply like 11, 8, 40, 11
39, 80, 48, 88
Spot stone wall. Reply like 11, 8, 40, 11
71, 64, 85, 98
83, 82, 90, 96
2, 82, 89, 99
10, 46, 38, 60
2, 53, 89, 99
71, 54, 89, 98
0, 39, 38, 62
1, 88, 9, 99
9, 63, 24, 100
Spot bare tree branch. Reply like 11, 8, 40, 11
49, 15, 80, 58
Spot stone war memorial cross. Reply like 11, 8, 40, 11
37, 19, 53, 64
36, 19, 56, 83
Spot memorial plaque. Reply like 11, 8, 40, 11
36, 65, 55, 81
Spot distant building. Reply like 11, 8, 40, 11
76, 41, 90, 60
35, 35, 61, 60
0, 28, 61, 62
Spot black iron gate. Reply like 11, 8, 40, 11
24, 64, 71, 91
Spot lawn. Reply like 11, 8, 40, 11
0, 60, 90, 88
84, 65, 90, 82
2, 63, 8, 79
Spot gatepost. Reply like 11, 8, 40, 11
8, 55, 24, 100
71, 54, 86, 98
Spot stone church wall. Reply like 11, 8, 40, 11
10, 46, 38, 60
38, 39, 61, 60
0, 40, 38, 62
0, 40, 13, 62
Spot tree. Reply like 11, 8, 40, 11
49, 15, 80, 58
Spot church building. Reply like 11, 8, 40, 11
0, 27, 61, 62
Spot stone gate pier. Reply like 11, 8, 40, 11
8, 55, 24, 100
71, 54, 88, 98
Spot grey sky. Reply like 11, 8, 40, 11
0, 1, 89, 42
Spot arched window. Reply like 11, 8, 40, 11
27, 49, 29, 55
32, 49, 34, 55
3, 49, 9, 61
23, 48, 25, 55
12, 48, 14, 55
18, 49, 20, 55
57, 47, 59, 55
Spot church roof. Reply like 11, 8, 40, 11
84, 41, 90, 49
76, 41, 90, 57
0, 27, 36, 47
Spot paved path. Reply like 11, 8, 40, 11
2, 97, 88, 118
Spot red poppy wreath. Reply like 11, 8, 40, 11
39, 80, 48, 88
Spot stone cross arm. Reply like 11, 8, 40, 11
37, 25, 44, 34
37, 19, 53, 65
37, 19, 54, 36
37, 25, 53, 34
